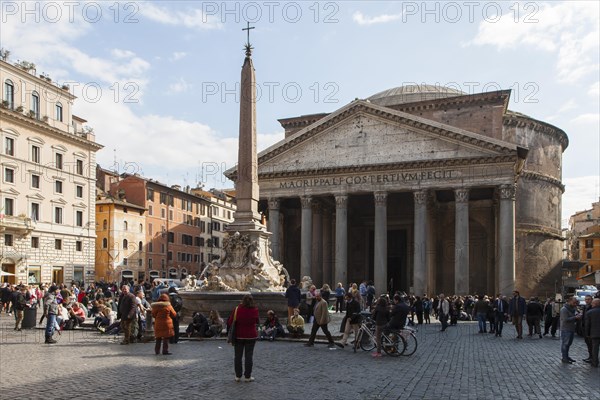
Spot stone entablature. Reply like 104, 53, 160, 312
259, 162, 516, 198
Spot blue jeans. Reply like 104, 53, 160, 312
477, 313, 487, 332
561, 331, 574, 360
45, 313, 56, 338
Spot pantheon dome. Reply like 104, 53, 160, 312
368, 84, 467, 107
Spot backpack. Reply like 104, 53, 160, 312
170, 294, 183, 313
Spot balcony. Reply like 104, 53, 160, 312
0, 215, 33, 235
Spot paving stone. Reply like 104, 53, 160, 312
0, 318, 598, 399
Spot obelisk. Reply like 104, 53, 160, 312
228, 25, 264, 232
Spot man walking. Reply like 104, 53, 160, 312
560, 296, 582, 363
508, 290, 526, 339
584, 298, 600, 368
493, 294, 509, 337
304, 291, 335, 348
118, 285, 137, 345
43, 285, 59, 344
13, 285, 28, 331
526, 297, 544, 338
474, 295, 489, 333
581, 295, 594, 363
438, 294, 449, 332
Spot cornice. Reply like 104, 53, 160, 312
520, 170, 565, 193
503, 111, 568, 150
388, 90, 511, 113
255, 155, 517, 180
516, 224, 564, 241
0, 108, 103, 151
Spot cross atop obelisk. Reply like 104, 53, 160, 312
242, 21, 255, 56
228, 23, 264, 232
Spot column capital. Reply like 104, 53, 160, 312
300, 196, 312, 209
413, 190, 429, 205
454, 188, 470, 203
374, 191, 387, 206
498, 184, 516, 200
268, 198, 280, 210
335, 194, 348, 209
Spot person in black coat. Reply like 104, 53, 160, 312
584, 298, 600, 367
414, 296, 424, 325
284, 279, 302, 320
526, 297, 544, 338
492, 295, 509, 337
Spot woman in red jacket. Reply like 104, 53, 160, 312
227, 294, 259, 382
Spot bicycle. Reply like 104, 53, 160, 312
353, 316, 407, 357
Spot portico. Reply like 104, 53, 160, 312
240, 99, 526, 296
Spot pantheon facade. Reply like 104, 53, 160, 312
227, 85, 567, 297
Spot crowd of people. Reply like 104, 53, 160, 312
2, 278, 598, 382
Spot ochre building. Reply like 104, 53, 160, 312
230, 85, 567, 298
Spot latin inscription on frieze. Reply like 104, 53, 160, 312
279, 170, 458, 189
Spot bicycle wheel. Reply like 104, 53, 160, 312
382, 331, 406, 357
359, 331, 376, 352
401, 331, 418, 356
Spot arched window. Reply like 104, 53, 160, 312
123, 221, 128, 231
139, 223, 143, 233
123, 239, 128, 249
102, 238, 107, 248
103, 219, 107, 230
4, 80, 14, 109
31, 92, 40, 119
138, 241, 143, 251
55, 103, 63, 122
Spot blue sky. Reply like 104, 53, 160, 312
1, 1, 598, 225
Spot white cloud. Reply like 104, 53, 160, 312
111, 49, 136, 59
170, 52, 187, 62
468, 1, 599, 83
139, 2, 222, 30
352, 11, 401, 26
167, 78, 190, 94
571, 113, 600, 125
558, 99, 577, 113
562, 176, 600, 227
589, 82, 600, 98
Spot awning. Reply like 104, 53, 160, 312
0, 270, 15, 277
121, 270, 134, 278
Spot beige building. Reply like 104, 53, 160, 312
95, 191, 146, 284
0, 56, 102, 286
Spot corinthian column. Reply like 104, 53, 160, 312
413, 190, 428, 296
454, 188, 469, 295
498, 184, 516, 295
311, 202, 323, 286
374, 191, 387, 296
300, 196, 313, 280
267, 198, 281, 260
335, 195, 348, 288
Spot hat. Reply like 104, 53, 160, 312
48, 285, 59, 293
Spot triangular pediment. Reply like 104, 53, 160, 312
51, 198, 68, 205
26, 193, 45, 201
227, 100, 520, 178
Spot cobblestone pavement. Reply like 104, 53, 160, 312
0, 316, 598, 400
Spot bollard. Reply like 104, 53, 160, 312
143, 309, 154, 342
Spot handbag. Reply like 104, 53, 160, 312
227, 306, 239, 346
